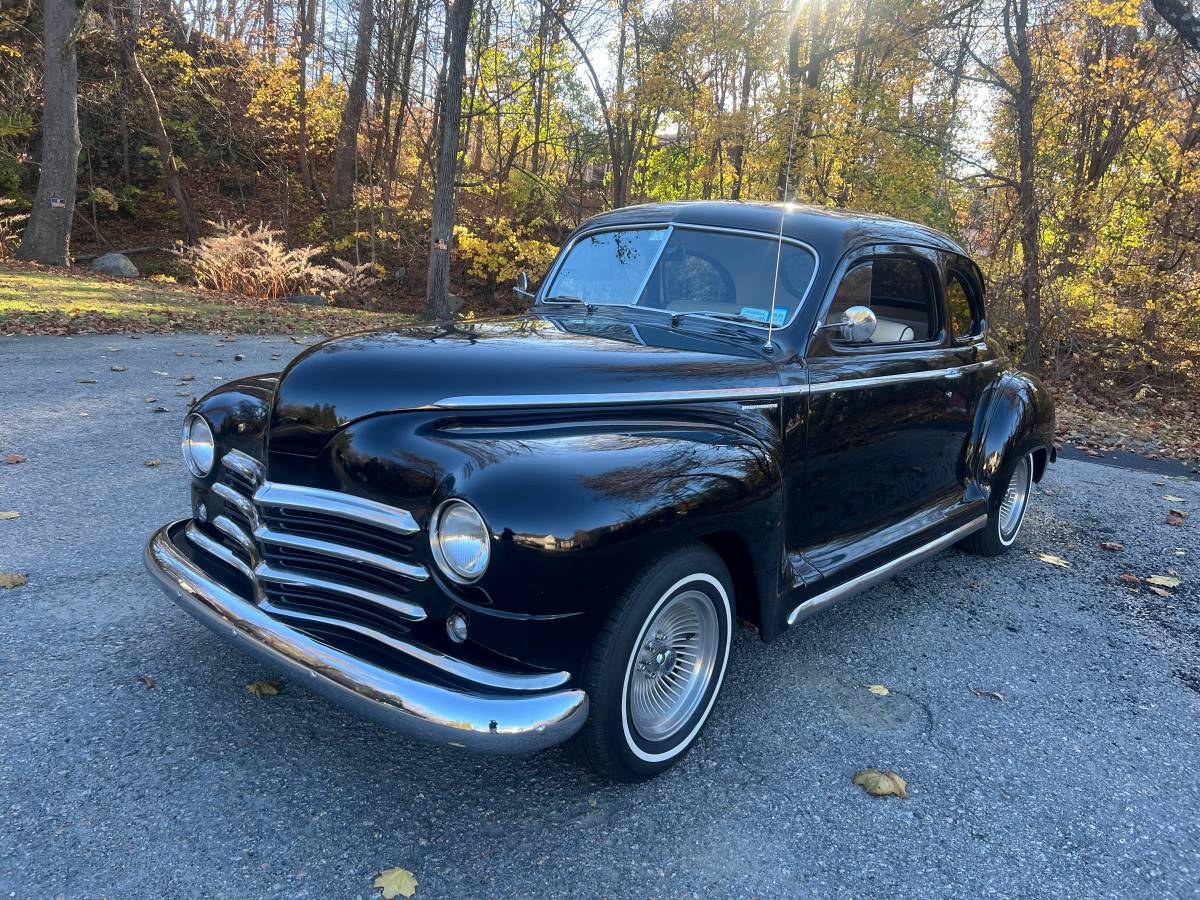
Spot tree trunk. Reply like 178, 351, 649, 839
1010, 0, 1042, 370
108, 1, 200, 244
18, 0, 82, 266
328, 0, 376, 216
296, 0, 317, 195
263, 0, 276, 62
424, 0, 476, 320
1151, 0, 1200, 51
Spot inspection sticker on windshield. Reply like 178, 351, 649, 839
740, 307, 787, 326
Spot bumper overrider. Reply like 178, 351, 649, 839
145, 520, 588, 753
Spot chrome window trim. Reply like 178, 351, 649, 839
254, 525, 430, 582
537, 221, 822, 333
255, 561, 427, 622
787, 515, 987, 626
808, 249, 947, 351
255, 482, 420, 537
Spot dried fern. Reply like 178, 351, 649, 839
178, 219, 343, 301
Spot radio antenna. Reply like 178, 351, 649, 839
765, 94, 801, 350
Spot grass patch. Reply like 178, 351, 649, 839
0, 262, 410, 335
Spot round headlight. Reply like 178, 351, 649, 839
431, 499, 491, 584
181, 414, 215, 477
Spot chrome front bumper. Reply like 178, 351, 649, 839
145, 521, 589, 754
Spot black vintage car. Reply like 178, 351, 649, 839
146, 201, 1055, 781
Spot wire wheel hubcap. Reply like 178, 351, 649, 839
999, 453, 1033, 544
627, 589, 719, 743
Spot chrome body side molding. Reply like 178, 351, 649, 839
787, 515, 987, 626
426, 360, 1002, 410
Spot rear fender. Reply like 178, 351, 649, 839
968, 370, 1056, 495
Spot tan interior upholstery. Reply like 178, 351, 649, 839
870, 318, 916, 343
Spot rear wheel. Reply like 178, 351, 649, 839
569, 544, 733, 782
960, 451, 1035, 556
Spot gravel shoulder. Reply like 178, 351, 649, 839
1, 334, 1198, 899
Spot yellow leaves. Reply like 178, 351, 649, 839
374, 867, 418, 898
245, 679, 281, 698
1083, 0, 1141, 27
864, 684, 890, 697
1145, 575, 1181, 589
454, 220, 557, 286
852, 769, 908, 799
0, 511, 19, 520
1036, 553, 1071, 568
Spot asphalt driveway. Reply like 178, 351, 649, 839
1, 334, 1198, 898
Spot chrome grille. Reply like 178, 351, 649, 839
190, 451, 428, 629
182, 451, 571, 692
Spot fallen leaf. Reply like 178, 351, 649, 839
0, 572, 28, 589
852, 769, 908, 799
1119, 573, 1141, 586
75, 377, 97, 384
234, 353, 245, 361
110, 364, 128, 372
179, 373, 196, 382
138, 675, 155, 689
4, 453, 26, 464
1168, 508, 1189, 519
144, 459, 161, 467
1163, 495, 1185, 503
374, 867, 418, 899
245, 679, 281, 698
865, 684, 891, 697
1148, 586, 1171, 598
1146, 575, 1182, 588
152, 406, 169, 413
1036, 553, 1070, 568
1164, 514, 1187, 527
0, 511, 20, 520
970, 687, 1004, 701
152, 369, 169, 376
587, 795, 597, 808
1098, 541, 1125, 552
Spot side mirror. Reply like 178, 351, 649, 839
514, 271, 533, 300
818, 305, 876, 343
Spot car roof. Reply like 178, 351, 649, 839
576, 200, 970, 260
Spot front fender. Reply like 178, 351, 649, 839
319, 409, 782, 671
968, 370, 1056, 493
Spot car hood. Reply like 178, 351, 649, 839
268, 313, 780, 456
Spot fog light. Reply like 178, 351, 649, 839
446, 611, 469, 644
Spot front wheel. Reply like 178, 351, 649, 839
960, 451, 1035, 556
569, 544, 733, 782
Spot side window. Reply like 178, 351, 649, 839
826, 256, 938, 346
945, 269, 982, 340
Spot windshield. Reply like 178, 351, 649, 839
543, 225, 818, 328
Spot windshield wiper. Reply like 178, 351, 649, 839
669, 310, 761, 327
